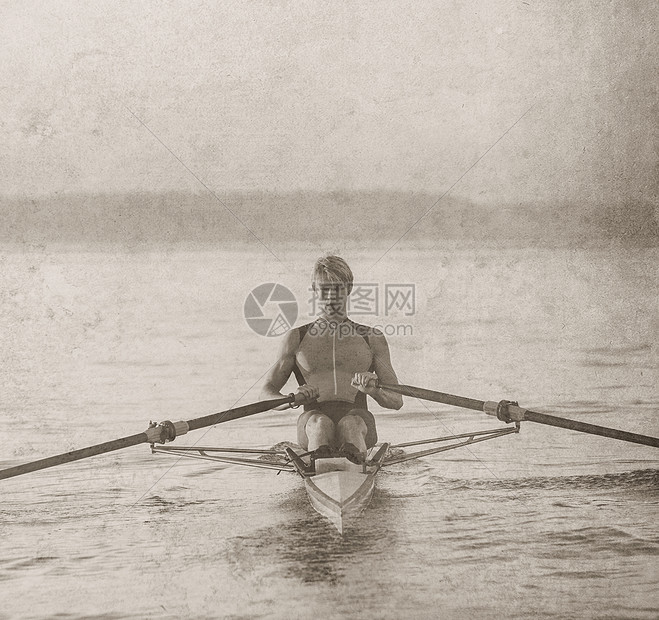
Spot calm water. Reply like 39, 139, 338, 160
1, 244, 657, 619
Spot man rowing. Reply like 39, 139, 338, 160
260, 255, 403, 463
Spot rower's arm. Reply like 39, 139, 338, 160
260, 328, 299, 410
369, 331, 404, 410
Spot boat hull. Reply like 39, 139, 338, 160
305, 467, 377, 534
285, 445, 389, 533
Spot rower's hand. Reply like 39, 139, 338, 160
351, 372, 379, 395
293, 384, 319, 406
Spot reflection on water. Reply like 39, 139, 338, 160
271, 490, 400, 585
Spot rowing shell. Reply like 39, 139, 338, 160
2, 383, 657, 535
286, 444, 389, 534
151, 430, 513, 534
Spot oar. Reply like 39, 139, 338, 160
0, 394, 296, 481
377, 383, 659, 448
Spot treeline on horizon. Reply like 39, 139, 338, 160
1, 191, 657, 247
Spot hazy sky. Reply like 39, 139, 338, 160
1, 1, 656, 205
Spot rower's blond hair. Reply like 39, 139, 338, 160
312, 255, 354, 294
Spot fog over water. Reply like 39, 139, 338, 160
2, 2, 657, 205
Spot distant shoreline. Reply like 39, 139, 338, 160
1, 191, 657, 248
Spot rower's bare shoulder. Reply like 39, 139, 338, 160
277, 325, 303, 356
367, 327, 390, 351
368, 327, 399, 379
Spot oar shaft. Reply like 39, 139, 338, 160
185, 396, 292, 431
0, 395, 294, 482
0, 433, 146, 481
523, 410, 659, 448
378, 382, 659, 449
378, 383, 485, 411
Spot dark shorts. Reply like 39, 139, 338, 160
297, 400, 378, 450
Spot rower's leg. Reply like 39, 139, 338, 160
300, 412, 336, 451
336, 415, 368, 453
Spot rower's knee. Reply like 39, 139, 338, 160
337, 414, 367, 437
306, 412, 334, 434
337, 414, 367, 452
306, 412, 334, 441
298, 411, 336, 450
